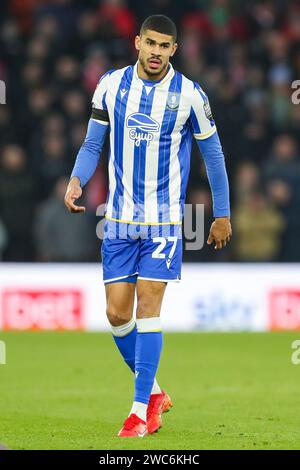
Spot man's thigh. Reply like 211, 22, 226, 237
136, 279, 167, 319
105, 281, 136, 323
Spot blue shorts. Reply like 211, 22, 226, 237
101, 219, 182, 284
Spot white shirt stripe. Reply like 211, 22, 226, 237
121, 80, 143, 221
105, 67, 129, 216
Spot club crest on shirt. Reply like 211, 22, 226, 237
166, 91, 180, 110
126, 112, 160, 147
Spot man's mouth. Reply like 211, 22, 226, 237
148, 58, 162, 69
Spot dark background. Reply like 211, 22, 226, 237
0, 0, 299, 263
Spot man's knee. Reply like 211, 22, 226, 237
105, 282, 135, 326
136, 297, 162, 318
106, 305, 132, 326
136, 299, 152, 318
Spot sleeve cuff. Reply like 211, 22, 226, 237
193, 126, 217, 140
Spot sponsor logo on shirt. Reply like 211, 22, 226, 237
126, 113, 160, 147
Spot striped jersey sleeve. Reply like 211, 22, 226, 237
189, 82, 217, 140
91, 71, 114, 124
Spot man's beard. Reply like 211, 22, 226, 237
139, 56, 167, 77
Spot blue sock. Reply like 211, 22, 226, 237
134, 318, 163, 405
111, 319, 137, 373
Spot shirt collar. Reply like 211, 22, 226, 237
133, 61, 174, 87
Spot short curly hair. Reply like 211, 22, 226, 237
140, 15, 177, 42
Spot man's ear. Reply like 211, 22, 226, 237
135, 35, 141, 51
170, 42, 178, 57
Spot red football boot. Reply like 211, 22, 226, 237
147, 390, 173, 434
118, 413, 148, 438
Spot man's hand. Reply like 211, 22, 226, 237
64, 177, 86, 213
207, 217, 232, 250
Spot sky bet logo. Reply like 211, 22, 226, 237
126, 112, 160, 147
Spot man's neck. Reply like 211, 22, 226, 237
137, 61, 170, 82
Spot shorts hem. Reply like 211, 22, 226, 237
103, 272, 138, 284
138, 276, 181, 283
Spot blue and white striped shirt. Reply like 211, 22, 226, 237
92, 62, 219, 224
72, 61, 230, 224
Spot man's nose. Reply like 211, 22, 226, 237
152, 44, 161, 56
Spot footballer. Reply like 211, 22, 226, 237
65, 15, 232, 437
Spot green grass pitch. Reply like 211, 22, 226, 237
0, 331, 299, 450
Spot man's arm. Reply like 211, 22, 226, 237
196, 131, 232, 250
65, 71, 112, 213
64, 118, 109, 213
196, 131, 230, 217
190, 82, 232, 250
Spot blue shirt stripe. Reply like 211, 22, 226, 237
156, 71, 183, 222
132, 85, 156, 222
112, 66, 134, 219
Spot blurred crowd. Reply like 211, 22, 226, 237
0, 0, 300, 263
